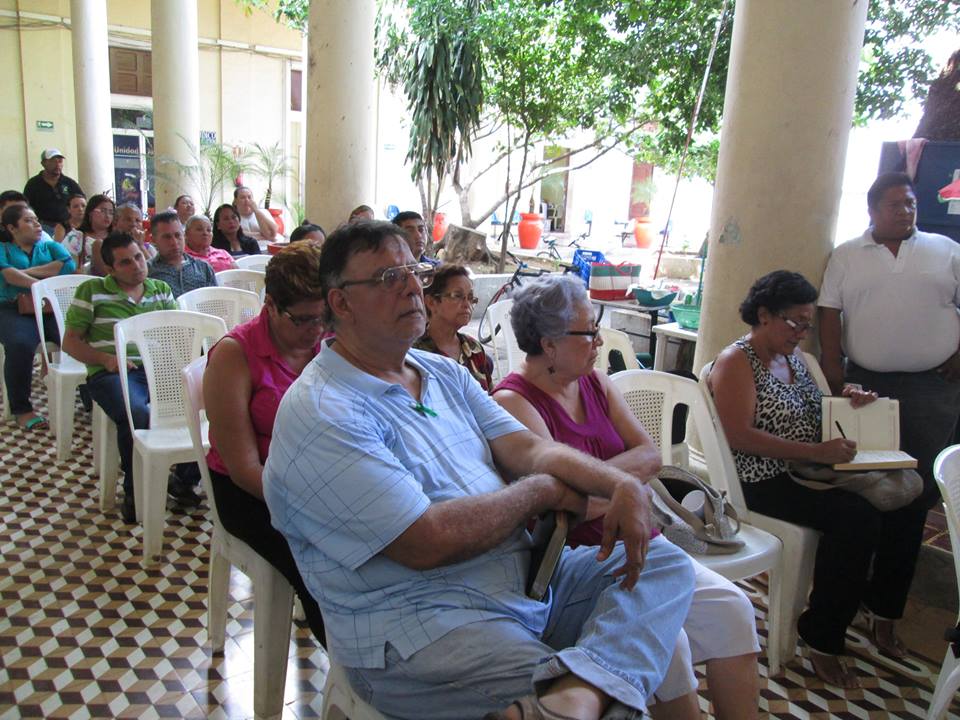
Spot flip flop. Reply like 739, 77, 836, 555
19, 415, 48, 431
483, 697, 580, 720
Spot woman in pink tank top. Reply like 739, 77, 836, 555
493, 274, 759, 720
204, 244, 327, 642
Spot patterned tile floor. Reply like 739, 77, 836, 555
1, 376, 959, 719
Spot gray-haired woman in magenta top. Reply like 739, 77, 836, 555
493, 274, 759, 720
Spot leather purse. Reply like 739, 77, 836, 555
16, 292, 52, 316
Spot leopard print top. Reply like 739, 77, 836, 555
731, 337, 823, 483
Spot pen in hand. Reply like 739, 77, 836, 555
835, 421, 847, 439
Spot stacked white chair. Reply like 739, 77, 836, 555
928, 445, 960, 719
612, 369, 800, 675
215, 269, 266, 299
485, 299, 524, 380
595, 327, 641, 374
113, 310, 227, 562
177, 286, 262, 332
30, 275, 94, 459
322, 656, 386, 720
235, 254, 271, 271
181, 357, 297, 720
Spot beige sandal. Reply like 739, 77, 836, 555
866, 613, 908, 659
809, 649, 861, 689
483, 696, 580, 720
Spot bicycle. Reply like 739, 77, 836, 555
537, 230, 583, 261
477, 262, 551, 343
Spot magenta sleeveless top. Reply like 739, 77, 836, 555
206, 307, 321, 475
493, 371, 625, 547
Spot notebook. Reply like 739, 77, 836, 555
526, 511, 569, 601
821, 396, 917, 471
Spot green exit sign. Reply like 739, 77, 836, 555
36, 120, 54, 130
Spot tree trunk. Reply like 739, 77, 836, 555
441, 224, 490, 264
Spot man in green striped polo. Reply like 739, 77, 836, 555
63, 232, 178, 523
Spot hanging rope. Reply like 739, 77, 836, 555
652, 0, 729, 281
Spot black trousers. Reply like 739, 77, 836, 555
742, 472, 927, 655
847, 362, 960, 510
209, 468, 326, 645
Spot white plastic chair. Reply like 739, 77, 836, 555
114, 310, 228, 563
485, 299, 524, 380
612, 369, 800, 675
92, 404, 121, 511
31, 275, 95, 458
234, 254, 271, 271
215, 269, 266, 298
322, 649, 387, 720
801, 352, 832, 394
698, 362, 820, 672
182, 358, 296, 720
595, 327, 641, 374
177, 286, 262, 332
929, 445, 960, 720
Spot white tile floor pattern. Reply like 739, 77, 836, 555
0, 373, 957, 719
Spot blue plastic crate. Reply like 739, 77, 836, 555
571, 249, 607, 286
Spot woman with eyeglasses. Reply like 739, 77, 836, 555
414, 263, 494, 392
203, 243, 328, 644
707, 270, 926, 688
79, 194, 115, 275
493, 273, 760, 720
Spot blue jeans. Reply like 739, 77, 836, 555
345, 536, 695, 720
86, 368, 150, 496
0, 304, 60, 416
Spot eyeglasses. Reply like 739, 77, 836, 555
439, 292, 479, 305
339, 262, 435, 291
566, 326, 601, 340
94, 207, 115, 216
778, 315, 814, 333
282, 310, 325, 328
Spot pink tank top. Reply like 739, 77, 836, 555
206, 308, 320, 475
494, 371, 625, 547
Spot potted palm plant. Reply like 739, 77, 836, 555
246, 141, 293, 235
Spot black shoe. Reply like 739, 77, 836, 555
167, 474, 202, 506
121, 494, 136, 524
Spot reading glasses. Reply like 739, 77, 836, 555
339, 262, 435, 291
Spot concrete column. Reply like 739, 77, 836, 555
693, 0, 868, 372
305, 0, 377, 229
70, 0, 114, 197
151, 0, 200, 210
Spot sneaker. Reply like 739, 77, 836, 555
121, 494, 136, 524
167, 474, 202, 506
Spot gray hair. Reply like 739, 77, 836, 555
510, 274, 589, 356
116, 202, 142, 216
185, 214, 212, 231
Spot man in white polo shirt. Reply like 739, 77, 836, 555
819, 171, 960, 508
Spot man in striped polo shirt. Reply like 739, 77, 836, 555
63, 232, 178, 523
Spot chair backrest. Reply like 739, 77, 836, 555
801, 352, 831, 394
177, 286, 262, 331
182, 356, 224, 529
234, 254, 271, 272
216, 269, 266, 297
485, 299, 524, 379
611, 368, 748, 511
114, 310, 228, 431
31, 274, 96, 366
934, 445, 960, 605
595, 327, 640, 374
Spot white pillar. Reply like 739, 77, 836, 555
305, 0, 377, 229
693, 0, 868, 371
70, 0, 114, 197
151, 0, 200, 210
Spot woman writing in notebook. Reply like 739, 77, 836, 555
708, 270, 928, 688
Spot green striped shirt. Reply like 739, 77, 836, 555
65, 275, 178, 376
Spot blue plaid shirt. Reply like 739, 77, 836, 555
263, 344, 549, 668
146, 254, 216, 298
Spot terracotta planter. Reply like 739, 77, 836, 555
432, 212, 448, 243
633, 217, 653, 249
518, 213, 544, 250
268, 207, 285, 237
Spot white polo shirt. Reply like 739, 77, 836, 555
819, 229, 960, 373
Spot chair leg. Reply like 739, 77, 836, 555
94, 407, 120, 512
928, 650, 960, 720
207, 540, 230, 653
252, 562, 294, 720
141, 453, 168, 563
52, 377, 78, 462
765, 559, 784, 677
778, 536, 817, 670
0, 347, 10, 422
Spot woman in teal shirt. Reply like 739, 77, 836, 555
0, 204, 75, 429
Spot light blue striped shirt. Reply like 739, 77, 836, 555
263, 343, 550, 668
